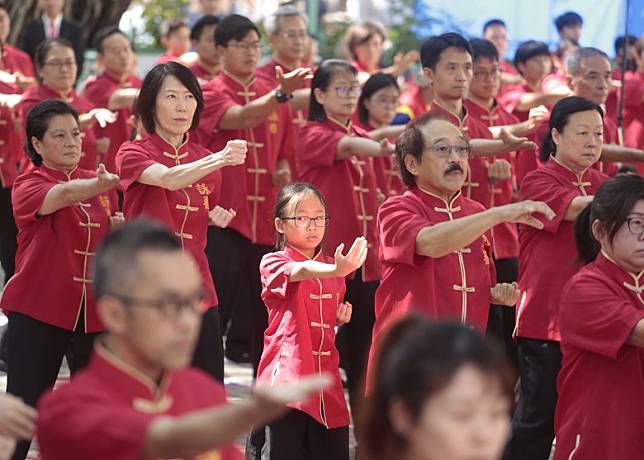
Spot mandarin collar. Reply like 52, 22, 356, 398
285, 244, 324, 262
91, 340, 172, 402
39, 163, 78, 182
148, 131, 190, 155
413, 185, 463, 210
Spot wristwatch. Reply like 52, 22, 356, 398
275, 89, 293, 103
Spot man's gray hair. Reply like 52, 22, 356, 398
566, 47, 610, 77
264, 4, 308, 36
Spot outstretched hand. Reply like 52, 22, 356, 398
276, 66, 313, 95
333, 236, 368, 277
96, 163, 120, 190
499, 200, 555, 229
499, 128, 537, 151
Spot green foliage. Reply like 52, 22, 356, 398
318, 15, 352, 60
141, 0, 190, 49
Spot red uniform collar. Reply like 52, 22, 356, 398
92, 340, 174, 405
148, 132, 191, 157
285, 244, 324, 262
38, 83, 75, 102
413, 185, 463, 211
597, 251, 644, 303
431, 99, 471, 129
38, 163, 78, 182
549, 156, 592, 183
219, 70, 256, 90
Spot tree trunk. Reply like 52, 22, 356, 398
5, 0, 132, 48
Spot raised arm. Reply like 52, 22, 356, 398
600, 145, 644, 163
368, 125, 405, 142
289, 237, 368, 282
143, 375, 330, 459
38, 164, 119, 216
416, 200, 554, 258
137, 140, 247, 191
217, 67, 311, 131
107, 87, 139, 111
337, 136, 394, 159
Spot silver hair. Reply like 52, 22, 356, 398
566, 47, 609, 76
264, 4, 308, 36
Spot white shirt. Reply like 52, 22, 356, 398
42, 14, 63, 39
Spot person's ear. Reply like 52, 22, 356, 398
388, 399, 414, 438
275, 217, 285, 234
422, 67, 434, 86
96, 297, 129, 335
313, 87, 326, 106
551, 127, 562, 146
404, 153, 421, 178
591, 218, 607, 243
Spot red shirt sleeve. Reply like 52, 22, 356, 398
37, 388, 154, 460
11, 172, 56, 228
260, 251, 295, 300
519, 170, 577, 234
298, 123, 345, 171
498, 86, 526, 114
377, 195, 429, 266
201, 81, 237, 130
560, 272, 644, 360
624, 78, 644, 111
83, 77, 111, 108
115, 142, 157, 191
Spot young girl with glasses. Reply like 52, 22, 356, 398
254, 182, 367, 460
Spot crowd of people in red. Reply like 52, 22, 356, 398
0, 1, 642, 459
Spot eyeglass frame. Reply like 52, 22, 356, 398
280, 216, 331, 227
225, 41, 262, 53
424, 144, 473, 159
43, 59, 77, 70
626, 217, 644, 236
107, 289, 208, 320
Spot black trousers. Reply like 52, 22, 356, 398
503, 338, 562, 460
0, 186, 17, 282
486, 257, 519, 371
206, 227, 271, 373
336, 271, 378, 428
191, 306, 224, 382
6, 311, 99, 460
261, 410, 350, 460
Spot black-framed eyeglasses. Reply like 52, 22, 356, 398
426, 144, 472, 159
109, 289, 208, 320
626, 217, 644, 236
281, 216, 330, 227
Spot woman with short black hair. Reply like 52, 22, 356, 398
116, 61, 247, 381
2, 99, 121, 460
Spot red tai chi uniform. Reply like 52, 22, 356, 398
366, 187, 495, 394
197, 71, 295, 372
256, 246, 350, 455
505, 157, 608, 460
37, 342, 244, 460
554, 253, 644, 460
82, 72, 142, 174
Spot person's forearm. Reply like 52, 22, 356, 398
217, 91, 280, 130
489, 120, 534, 138
470, 139, 521, 157
600, 145, 644, 162
78, 113, 94, 130
564, 195, 593, 221
140, 154, 227, 191
515, 92, 563, 112
368, 125, 405, 141
337, 136, 386, 159
107, 88, 139, 111
40, 178, 111, 216
144, 400, 284, 459
290, 88, 310, 111
416, 207, 503, 258
627, 319, 644, 348
290, 260, 338, 282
